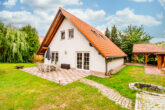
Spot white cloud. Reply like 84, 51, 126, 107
96, 8, 161, 33
0, 0, 84, 35
158, 0, 165, 9
66, 9, 106, 23
131, 0, 153, 2
0, 10, 54, 35
156, 12, 163, 19
150, 37, 165, 43
0, 6, 161, 36
20, 0, 83, 12
3, 0, 17, 8
96, 25, 107, 33
0, 8, 106, 35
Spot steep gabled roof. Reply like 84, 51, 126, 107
37, 7, 127, 57
133, 43, 165, 53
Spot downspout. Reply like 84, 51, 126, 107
105, 57, 108, 76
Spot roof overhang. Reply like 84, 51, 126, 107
37, 7, 127, 58
133, 52, 165, 54
37, 9, 65, 55
106, 56, 127, 59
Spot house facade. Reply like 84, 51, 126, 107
37, 7, 127, 75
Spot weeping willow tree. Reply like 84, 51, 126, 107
0, 23, 8, 57
0, 28, 28, 63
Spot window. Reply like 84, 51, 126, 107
99, 34, 106, 40
55, 52, 58, 62
69, 29, 74, 39
51, 53, 54, 62
77, 52, 90, 70
91, 29, 100, 38
61, 31, 65, 40
77, 53, 82, 69
51, 52, 58, 64
83, 53, 90, 70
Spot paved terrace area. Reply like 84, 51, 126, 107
21, 67, 91, 85
21, 65, 126, 85
126, 63, 165, 76
145, 65, 164, 75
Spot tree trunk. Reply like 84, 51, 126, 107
128, 55, 132, 62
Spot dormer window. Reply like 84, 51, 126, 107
69, 29, 74, 39
61, 31, 65, 40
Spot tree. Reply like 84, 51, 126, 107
0, 28, 28, 62
155, 42, 165, 48
0, 23, 40, 63
110, 25, 121, 47
20, 25, 40, 62
0, 22, 8, 57
104, 27, 110, 39
119, 25, 152, 62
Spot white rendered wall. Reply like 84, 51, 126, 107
44, 18, 106, 73
107, 58, 124, 71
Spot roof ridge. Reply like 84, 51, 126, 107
59, 7, 127, 57
37, 7, 127, 57
59, 7, 105, 35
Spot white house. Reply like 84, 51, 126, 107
37, 7, 127, 75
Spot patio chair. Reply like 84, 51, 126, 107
40, 63, 46, 73
44, 64, 49, 72
50, 65, 56, 71
36, 62, 41, 71
54, 64, 60, 71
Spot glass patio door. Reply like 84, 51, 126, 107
76, 52, 90, 70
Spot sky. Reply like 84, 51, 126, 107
0, 0, 165, 43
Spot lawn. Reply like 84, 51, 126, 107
86, 65, 165, 100
0, 63, 125, 110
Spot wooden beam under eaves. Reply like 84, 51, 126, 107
42, 47, 48, 49
39, 52, 45, 55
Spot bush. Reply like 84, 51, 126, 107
33, 54, 44, 63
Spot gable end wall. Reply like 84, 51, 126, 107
44, 18, 106, 73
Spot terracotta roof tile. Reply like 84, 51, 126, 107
60, 8, 126, 57
133, 43, 165, 53
37, 8, 127, 57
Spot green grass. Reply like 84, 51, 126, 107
86, 65, 165, 100
0, 63, 125, 110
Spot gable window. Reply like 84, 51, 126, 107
51, 52, 59, 64
61, 31, 65, 40
69, 29, 74, 39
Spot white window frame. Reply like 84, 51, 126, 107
68, 29, 74, 39
51, 51, 59, 64
76, 51, 90, 71
61, 31, 65, 40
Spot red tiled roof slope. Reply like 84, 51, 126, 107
133, 43, 165, 53
60, 8, 126, 57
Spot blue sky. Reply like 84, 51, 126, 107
0, 0, 165, 43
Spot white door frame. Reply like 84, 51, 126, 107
76, 51, 90, 71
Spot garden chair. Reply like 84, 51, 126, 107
40, 63, 46, 73
36, 62, 42, 71
54, 64, 60, 71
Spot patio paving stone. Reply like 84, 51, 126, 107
21, 67, 91, 85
